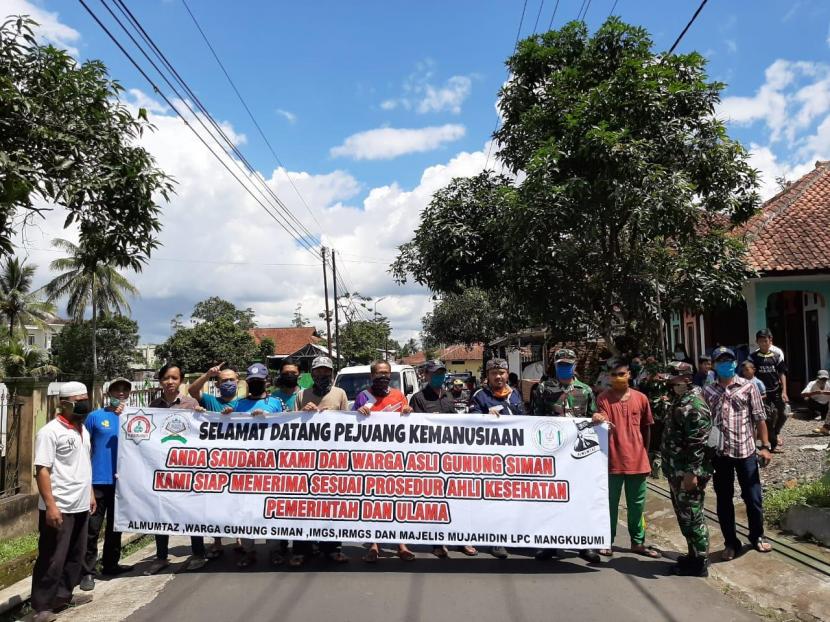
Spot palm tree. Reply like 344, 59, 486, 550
0, 339, 60, 378
0, 257, 56, 339
44, 238, 139, 379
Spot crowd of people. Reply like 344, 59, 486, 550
28, 328, 817, 621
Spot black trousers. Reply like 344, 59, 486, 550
765, 389, 787, 449
31, 510, 89, 613
84, 484, 121, 574
155, 534, 205, 559
712, 455, 765, 549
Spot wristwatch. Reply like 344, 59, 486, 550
755, 441, 772, 451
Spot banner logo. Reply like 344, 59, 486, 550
162, 414, 189, 444
572, 420, 600, 459
532, 420, 565, 453
123, 411, 155, 444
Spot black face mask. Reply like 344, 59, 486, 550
247, 379, 266, 395
73, 400, 91, 416
372, 376, 391, 394
279, 374, 299, 388
313, 377, 332, 394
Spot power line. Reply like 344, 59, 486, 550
179, 0, 323, 232
667, 0, 708, 55
575, 0, 587, 20
607, 0, 620, 19
531, 0, 545, 33
106, 0, 321, 253
579, 0, 593, 21
547, 0, 560, 29
483, 0, 530, 171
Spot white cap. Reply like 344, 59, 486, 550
58, 381, 87, 398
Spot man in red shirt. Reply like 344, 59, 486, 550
594, 359, 659, 558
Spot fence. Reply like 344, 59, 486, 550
0, 386, 23, 499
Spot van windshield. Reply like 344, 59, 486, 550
335, 372, 402, 401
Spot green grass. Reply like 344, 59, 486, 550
765, 480, 830, 527
0, 531, 37, 565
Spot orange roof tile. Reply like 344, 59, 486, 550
441, 344, 484, 361
248, 327, 320, 355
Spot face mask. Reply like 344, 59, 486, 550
430, 374, 447, 389
451, 388, 463, 396
672, 384, 688, 396
630, 364, 642, 377
279, 374, 299, 388
714, 361, 737, 379
674, 352, 686, 361
372, 376, 391, 394
73, 400, 91, 415
108, 397, 121, 409
218, 381, 237, 398
313, 377, 332, 394
611, 376, 629, 390
555, 363, 575, 381
247, 379, 266, 395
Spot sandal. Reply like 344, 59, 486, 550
206, 545, 223, 560
598, 549, 614, 557
269, 550, 286, 566
721, 545, 737, 561
288, 555, 306, 567
363, 548, 379, 564
236, 552, 256, 568
459, 545, 478, 556
813, 426, 830, 436
397, 549, 416, 561
432, 546, 449, 559
755, 537, 772, 553
325, 551, 349, 563
631, 545, 661, 559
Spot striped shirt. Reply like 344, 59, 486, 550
703, 376, 765, 459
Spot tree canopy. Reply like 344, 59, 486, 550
0, 16, 174, 263
51, 315, 141, 380
393, 19, 760, 352
191, 296, 255, 331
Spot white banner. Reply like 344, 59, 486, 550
114, 408, 611, 549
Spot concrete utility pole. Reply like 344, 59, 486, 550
321, 247, 332, 357
331, 249, 340, 370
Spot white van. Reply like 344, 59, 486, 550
334, 364, 419, 409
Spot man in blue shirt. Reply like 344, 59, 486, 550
271, 358, 302, 411
188, 362, 239, 412
80, 378, 133, 592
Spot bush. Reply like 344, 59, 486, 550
765, 480, 830, 527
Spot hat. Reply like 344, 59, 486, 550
246, 363, 269, 380
424, 360, 447, 373
108, 377, 132, 391
667, 361, 694, 379
485, 358, 509, 371
311, 356, 333, 370
554, 348, 577, 364
58, 381, 87, 398
711, 346, 736, 361
452, 378, 464, 386
818, 370, 829, 379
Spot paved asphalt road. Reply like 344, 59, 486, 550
123, 540, 758, 622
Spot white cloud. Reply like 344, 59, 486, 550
725, 39, 738, 54
276, 109, 297, 124
381, 61, 473, 115
3, 0, 81, 56
329, 124, 466, 160
16, 90, 501, 345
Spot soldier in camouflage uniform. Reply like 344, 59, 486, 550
532, 348, 600, 563
661, 361, 714, 577
638, 357, 671, 478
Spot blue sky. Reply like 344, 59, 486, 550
8, 0, 830, 346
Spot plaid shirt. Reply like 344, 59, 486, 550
703, 376, 765, 459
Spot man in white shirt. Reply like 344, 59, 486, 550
31, 382, 96, 622
806, 370, 830, 433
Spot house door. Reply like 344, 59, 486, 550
806, 309, 820, 379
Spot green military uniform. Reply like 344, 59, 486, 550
660, 386, 713, 562
532, 378, 596, 417
639, 363, 671, 477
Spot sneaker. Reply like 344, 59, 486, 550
101, 564, 133, 576
490, 546, 508, 559
79, 574, 95, 591
579, 549, 601, 563
675, 555, 709, 577
143, 558, 170, 575
185, 555, 208, 571
534, 549, 559, 560
33, 611, 57, 622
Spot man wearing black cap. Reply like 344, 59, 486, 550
79, 378, 134, 592
704, 346, 773, 560
409, 360, 454, 414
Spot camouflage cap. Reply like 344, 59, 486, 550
667, 361, 694, 380
485, 358, 509, 371
553, 348, 577, 364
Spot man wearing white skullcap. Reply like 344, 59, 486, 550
31, 381, 95, 620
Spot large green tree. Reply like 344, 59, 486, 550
0, 256, 55, 339
155, 298, 259, 372
337, 319, 392, 365
0, 16, 174, 260
44, 237, 139, 378
0, 338, 58, 378
50, 315, 141, 379
394, 19, 759, 353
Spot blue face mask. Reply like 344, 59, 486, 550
108, 397, 121, 409
430, 374, 447, 389
218, 381, 238, 398
555, 363, 575, 381
714, 361, 737, 379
